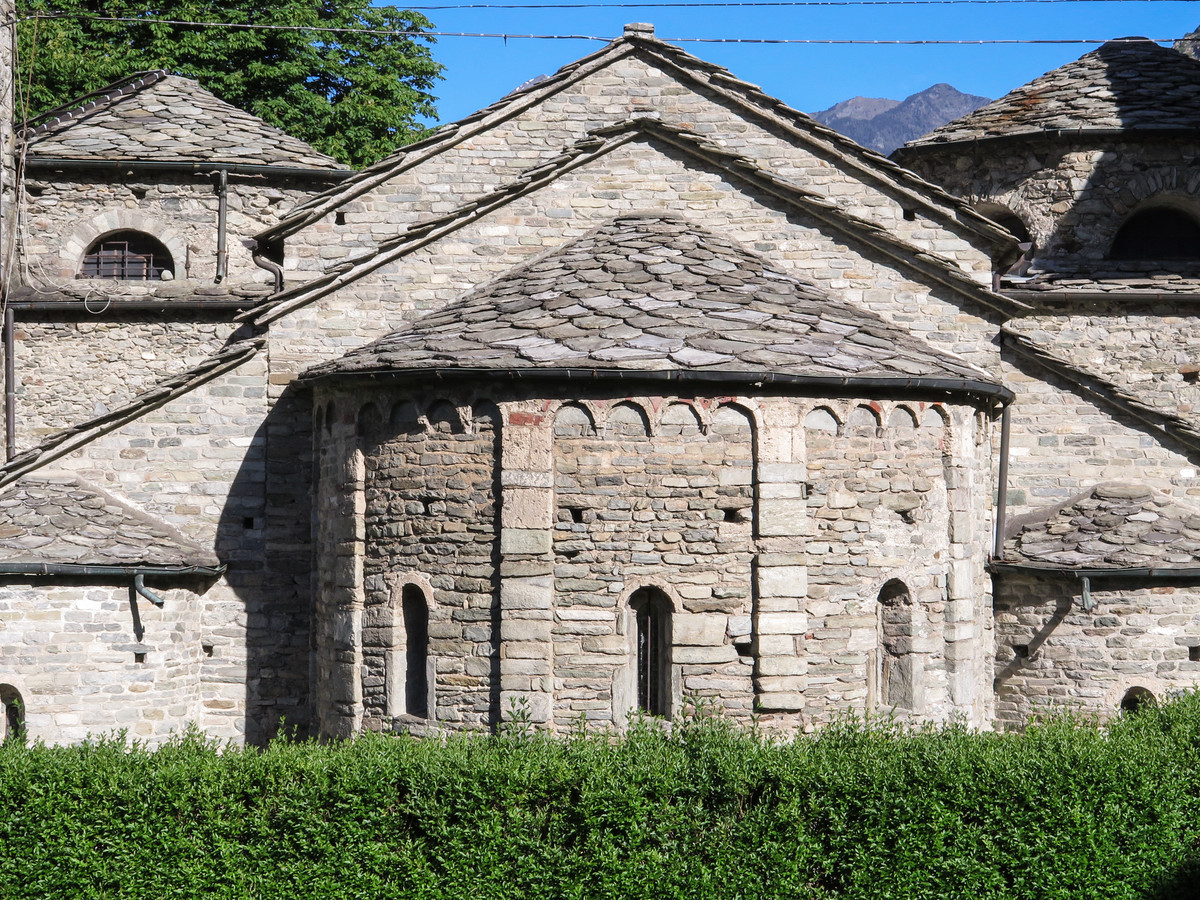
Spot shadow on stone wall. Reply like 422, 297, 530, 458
216, 381, 313, 746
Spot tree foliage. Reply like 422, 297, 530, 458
15, 1, 443, 167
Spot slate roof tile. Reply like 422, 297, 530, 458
24, 70, 346, 171
1004, 482, 1200, 570
304, 213, 999, 392
904, 38, 1200, 147
0, 474, 219, 568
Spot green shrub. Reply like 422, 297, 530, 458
2, 696, 1199, 899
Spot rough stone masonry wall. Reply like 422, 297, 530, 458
997, 307, 1200, 519
22, 171, 321, 287
48, 357, 298, 744
284, 51, 993, 284
901, 136, 1200, 274
312, 386, 501, 737
359, 395, 500, 732
271, 142, 1004, 387
9, 315, 239, 449
994, 573, 1200, 728
0, 581, 207, 744
999, 351, 1200, 521
551, 398, 755, 730
801, 398, 993, 728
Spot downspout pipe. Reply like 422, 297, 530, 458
133, 573, 166, 608
214, 168, 228, 284
3, 304, 13, 461
994, 403, 1012, 559
249, 240, 284, 293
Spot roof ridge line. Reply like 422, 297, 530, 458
23, 70, 168, 137
1000, 327, 1200, 457
0, 335, 266, 488
629, 42, 1019, 252
257, 38, 639, 242
244, 116, 1025, 328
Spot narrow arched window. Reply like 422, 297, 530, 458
0, 684, 24, 744
630, 588, 672, 717
402, 585, 429, 718
81, 230, 173, 280
1111, 208, 1200, 260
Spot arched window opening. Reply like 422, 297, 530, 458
0, 684, 24, 745
630, 588, 672, 718
1111, 208, 1200, 260
402, 585, 429, 718
81, 231, 173, 280
877, 580, 919, 713
1120, 686, 1157, 715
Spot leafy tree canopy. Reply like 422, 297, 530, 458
16, 1, 443, 167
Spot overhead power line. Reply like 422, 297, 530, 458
13, 13, 1194, 45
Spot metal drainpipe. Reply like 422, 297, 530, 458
993, 403, 1012, 559
251, 245, 284, 293
133, 573, 166, 608
214, 168, 228, 283
3, 304, 13, 461
0, 159, 11, 461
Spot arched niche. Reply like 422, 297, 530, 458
888, 406, 919, 431
876, 580, 922, 714
804, 407, 840, 434
1111, 206, 1200, 260
975, 202, 1034, 274
660, 403, 703, 437
426, 400, 464, 435
553, 403, 596, 437
1120, 686, 1157, 715
389, 400, 422, 432
607, 402, 650, 438
847, 405, 880, 435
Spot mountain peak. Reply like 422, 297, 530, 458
810, 83, 990, 155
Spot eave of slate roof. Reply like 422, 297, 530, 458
244, 117, 1028, 329
302, 213, 1006, 404
254, 29, 1016, 256
998, 482, 1200, 572
0, 473, 219, 569
0, 336, 265, 489
900, 38, 1200, 151
23, 70, 347, 173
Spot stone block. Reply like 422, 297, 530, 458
501, 527, 551, 556
757, 565, 807, 599
673, 614, 726, 646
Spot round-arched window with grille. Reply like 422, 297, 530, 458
80, 230, 174, 280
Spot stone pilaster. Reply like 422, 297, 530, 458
313, 399, 365, 738
498, 402, 555, 727
752, 399, 808, 712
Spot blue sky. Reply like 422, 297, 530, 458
411, 0, 1200, 126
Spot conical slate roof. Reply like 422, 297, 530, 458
24, 70, 345, 171
0, 474, 220, 569
1003, 482, 1200, 570
904, 38, 1200, 147
306, 214, 1001, 396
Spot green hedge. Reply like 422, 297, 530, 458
2, 697, 1200, 899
